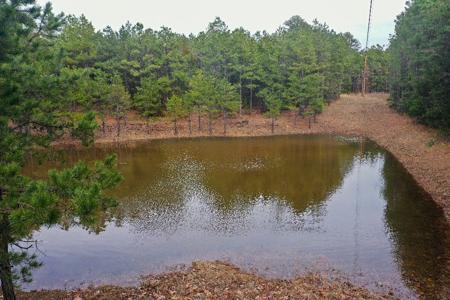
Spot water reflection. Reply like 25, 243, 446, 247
116, 137, 358, 236
382, 154, 450, 298
25, 136, 449, 298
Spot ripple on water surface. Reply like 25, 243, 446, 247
26, 136, 449, 299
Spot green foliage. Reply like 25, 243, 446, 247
366, 45, 390, 92
9, 155, 122, 238
70, 111, 99, 146
56, 15, 99, 67
134, 77, 165, 118
260, 90, 282, 119
166, 95, 186, 119
185, 71, 215, 114
259, 88, 282, 133
59, 67, 111, 110
214, 78, 240, 113
166, 95, 186, 135
285, 73, 325, 115
8, 12, 370, 124
301, 74, 326, 114
107, 78, 131, 120
0, 2, 122, 298
389, 0, 450, 130
9, 251, 42, 284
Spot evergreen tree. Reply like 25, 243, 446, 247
300, 74, 325, 122
0, 2, 122, 299
259, 89, 282, 133
214, 78, 240, 135
166, 95, 186, 135
185, 71, 214, 131
367, 45, 390, 93
134, 77, 165, 118
107, 78, 131, 137
56, 15, 99, 68
389, 0, 450, 131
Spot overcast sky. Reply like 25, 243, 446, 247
37, 0, 407, 47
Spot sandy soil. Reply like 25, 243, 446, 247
17, 262, 396, 300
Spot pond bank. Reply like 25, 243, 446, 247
18, 262, 396, 299
27, 93, 449, 300
57, 93, 450, 224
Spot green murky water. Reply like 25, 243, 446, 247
25, 135, 449, 298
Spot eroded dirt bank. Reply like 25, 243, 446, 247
18, 262, 396, 300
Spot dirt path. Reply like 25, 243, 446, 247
60, 93, 450, 222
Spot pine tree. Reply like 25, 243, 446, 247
389, 0, 450, 131
214, 78, 240, 135
107, 78, 131, 137
0, 2, 122, 299
166, 95, 186, 135
259, 89, 282, 133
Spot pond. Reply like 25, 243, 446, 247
24, 135, 449, 298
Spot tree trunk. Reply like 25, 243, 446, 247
102, 119, 106, 135
299, 106, 304, 119
250, 79, 253, 114
124, 72, 130, 95
308, 117, 312, 129
208, 112, 212, 135
116, 116, 120, 137
0, 190, 16, 300
239, 73, 242, 116
188, 113, 192, 135
198, 112, 201, 131
271, 117, 275, 134
146, 119, 151, 134
173, 118, 178, 136
223, 109, 227, 135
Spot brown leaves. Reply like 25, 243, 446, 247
17, 261, 397, 299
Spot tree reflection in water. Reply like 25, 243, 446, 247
24, 136, 449, 298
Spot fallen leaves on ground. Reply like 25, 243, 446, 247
17, 261, 397, 300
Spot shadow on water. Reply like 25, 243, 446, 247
382, 153, 450, 298
24, 135, 449, 298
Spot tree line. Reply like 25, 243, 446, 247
388, 0, 450, 132
42, 13, 392, 135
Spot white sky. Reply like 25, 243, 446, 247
37, 0, 407, 47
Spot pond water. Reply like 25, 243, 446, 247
25, 135, 449, 298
